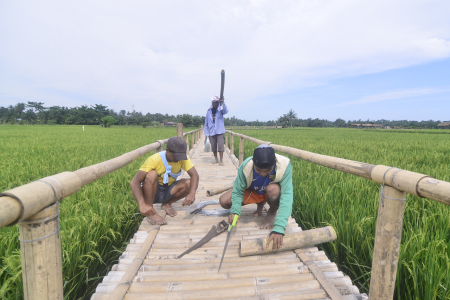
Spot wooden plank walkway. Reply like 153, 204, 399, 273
91, 136, 366, 300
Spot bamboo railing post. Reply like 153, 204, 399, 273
191, 132, 194, 150
225, 132, 228, 149
19, 203, 63, 300
230, 133, 234, 156
369, 185, 407, 300
239, 137, 245, 165
185, 134, 189, 155
176, 123, 183, 137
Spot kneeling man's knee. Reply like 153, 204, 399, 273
266, 184, 280, 201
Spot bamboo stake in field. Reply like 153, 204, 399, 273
369, 185, 406, 299
19, 203, 63, 300
240, 226, 337, 256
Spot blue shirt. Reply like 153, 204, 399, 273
250, 167, 276, 195
204, 103, 228, 136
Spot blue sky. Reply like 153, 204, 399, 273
0, 0, 449, 122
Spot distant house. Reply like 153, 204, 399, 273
350, 123, 383, 129
438, 122, 450, 129
161, 121, 176, 127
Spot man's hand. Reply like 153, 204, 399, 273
139, 202, 156, 217
182, 193, 195, 206
220, 97, 225, 103
228, 214, 240, 224
266, 233, 283, 251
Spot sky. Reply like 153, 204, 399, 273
0, 0, 449, 122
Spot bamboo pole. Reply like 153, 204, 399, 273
226, 131, 450, 206
239, 137, 245, 165
191, 133, 194, 150
185, 135, 189, 155
240, 226, 337, 256
230, 133, 234, 156
225, 132, 228, 149
177, 123, 183, 137
19, 203, 63, 300
369, 185, 406, 299
207, 182, 234, 196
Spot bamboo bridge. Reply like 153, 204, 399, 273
1, 125, 450, 300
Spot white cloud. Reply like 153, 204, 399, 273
0, 0, 449, 119
336, 88, 449, 107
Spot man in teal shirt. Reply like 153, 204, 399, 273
219, 145, 293, 250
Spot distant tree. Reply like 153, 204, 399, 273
286, 109, 297, 127
24, 109, 37, 124
101, 116, 116, 128
192, 116, 203, 127
334, 118, 346, 128
180, 114, 193, 127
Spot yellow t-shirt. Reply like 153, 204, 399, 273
139, 152, 194, 186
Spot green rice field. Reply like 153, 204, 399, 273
1, 125, 450, 300
0, 125, 183, 300
231, 128, 450, 300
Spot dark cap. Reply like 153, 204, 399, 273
166, 136, 187, 161
253, 144, 276, 169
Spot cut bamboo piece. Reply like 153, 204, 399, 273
19, 203, 63, 300
369, 185, 406, 300
240, 226, 337, 256
207, 181, 234, 196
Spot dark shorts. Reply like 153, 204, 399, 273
209, 134, 224, 152
141, 181, 180, 203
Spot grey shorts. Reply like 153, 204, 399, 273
209, 134, 224, 152
141, 180, 180, 203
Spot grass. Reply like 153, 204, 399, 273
230, 128, 450, 300
0, 125, 182, 299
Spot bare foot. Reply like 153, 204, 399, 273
161, 203, 177, 217
260, 213, 277, 229
253, 209, 263, 217
253, 202, 265, 217
219, 161, 224, 166
146, 213, 167, 225
213, 157, 218, 164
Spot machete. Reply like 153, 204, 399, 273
176, 220, 228, 259
218, 214, 238, 272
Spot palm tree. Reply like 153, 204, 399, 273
286, 109, 297, 127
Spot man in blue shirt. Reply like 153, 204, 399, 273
204, 96, 229, 166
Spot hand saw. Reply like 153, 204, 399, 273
218, 214, 239, 272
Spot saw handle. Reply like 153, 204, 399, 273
229, 214, 239, 231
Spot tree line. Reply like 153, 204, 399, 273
0, 102, 445, 129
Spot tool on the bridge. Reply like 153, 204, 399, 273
176, 220, 228, 259
190, 200, 230, 216
218, 214, 238, 272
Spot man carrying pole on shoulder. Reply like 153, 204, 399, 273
130, 136, 199, 224
204, 96, 229, 166
219, 145, 293, 250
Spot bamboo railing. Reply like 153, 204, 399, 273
0, 125, 203, 300
224, 130, 450, 300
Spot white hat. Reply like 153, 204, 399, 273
211, 96, 220, 102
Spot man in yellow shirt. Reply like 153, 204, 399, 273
130, 136, 199, 224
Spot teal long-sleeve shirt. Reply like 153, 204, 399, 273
230, 157, 294, 234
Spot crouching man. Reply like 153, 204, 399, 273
130, 136, 199, 224
219, 145, 293, 250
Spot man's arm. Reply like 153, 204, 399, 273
230, 159, 250, 216
221, 102, 229, 115
182, 166, 199, 206
130, 170, 155, 216
272, 162, 294, 234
